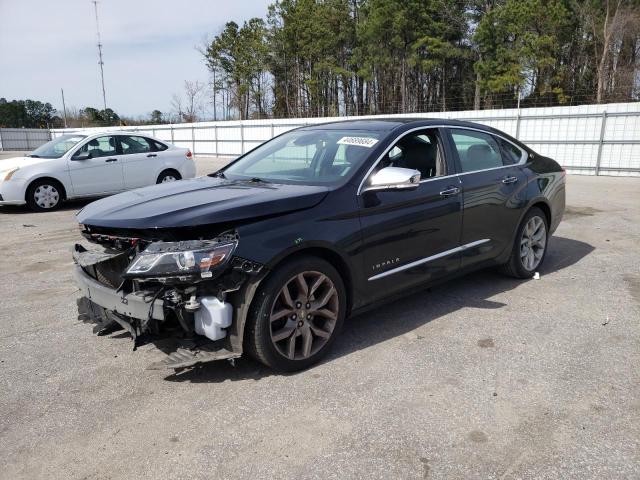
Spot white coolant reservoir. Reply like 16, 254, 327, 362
194, 297, 232, 341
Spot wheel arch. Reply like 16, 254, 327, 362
266, 245, 354, 316
156, 168, 182, 183
497, 198, 552, 265
529, 200, 551, 226
25, 176, 68, 202
226, 244, 354, 358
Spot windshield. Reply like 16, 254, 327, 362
221, 129, 382, 186
29, 134, 87, 159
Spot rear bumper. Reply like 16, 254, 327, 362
73, 266, 165, 321
182, 159, 197, 179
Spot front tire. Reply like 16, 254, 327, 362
26, 179, 63, 212
501, 207, 549, 278
245, 256, 346, 372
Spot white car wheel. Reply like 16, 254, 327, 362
26, 180, 64, 212
157, 170, 181, 184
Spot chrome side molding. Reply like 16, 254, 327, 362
368, 239, 491, 281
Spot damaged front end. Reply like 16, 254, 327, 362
73, 226, 264, 369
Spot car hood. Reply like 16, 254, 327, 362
0, 156, 55, 171
77, 176, 330, 229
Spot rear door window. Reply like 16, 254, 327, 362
450, 129, 505, 173
119, 136, 152, 155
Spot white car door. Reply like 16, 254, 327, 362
67, 135, 124, 196
118, 135, 159, 188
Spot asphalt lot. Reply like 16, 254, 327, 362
0, 153, 639, 479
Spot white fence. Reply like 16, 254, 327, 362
0, 128, 51, 151
43, 101, 640, 176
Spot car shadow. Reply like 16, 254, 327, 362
0, 198, 96, 215
162, 235, 594, 383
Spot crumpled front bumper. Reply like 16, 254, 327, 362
72, 243, 252, 369
73, 266, 164, 321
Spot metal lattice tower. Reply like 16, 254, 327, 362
92, 0, 107, 110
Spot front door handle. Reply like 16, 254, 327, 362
105, 158, 118, 163
502, 176, 518, 184
147, 153, 157, 158
439, 186, 460, 197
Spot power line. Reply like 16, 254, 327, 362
92, 0, 107, 111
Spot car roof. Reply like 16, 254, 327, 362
300, 117, 496, 132
90, 130, 148, 137
297, 117, 524, 147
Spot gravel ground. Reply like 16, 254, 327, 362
0, 157, 638, 479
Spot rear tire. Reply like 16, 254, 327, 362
26, 179, 64, 212
501, 207, 549, 278
245, 256, 346, 372
156, 169, 181, 184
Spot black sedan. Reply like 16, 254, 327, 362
73, 119, 565, 371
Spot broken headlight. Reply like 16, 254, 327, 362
125, 239, 237, 279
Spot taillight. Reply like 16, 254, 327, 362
186, 150, 192, 159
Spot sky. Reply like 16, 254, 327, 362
0, 0, 272, 118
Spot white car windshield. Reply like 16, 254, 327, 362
221, 129, 382, 186
28, 134, 87, 159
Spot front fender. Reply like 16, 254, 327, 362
16, 168, 73, 199
263, 239, 354, 271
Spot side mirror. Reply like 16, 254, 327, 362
73, 152, 91, 161
362, 166, 421, 193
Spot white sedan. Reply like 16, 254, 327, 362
0, 131, 196, 211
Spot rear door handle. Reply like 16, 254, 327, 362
439, 186, 460, 197
502, 176, 518, 184
147, 153, 157, 158
105, 158, 118, 163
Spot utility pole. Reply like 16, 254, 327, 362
60, 88, 68, 128
92, 0, 107, 111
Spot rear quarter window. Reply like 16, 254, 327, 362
150, 139, 168, 151
498, 138, 525, 164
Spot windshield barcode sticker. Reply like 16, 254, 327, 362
337, 136, 379, 148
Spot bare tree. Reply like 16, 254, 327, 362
170, 80, 206, 123
170, 93, 184, 122
594, 0, 639, 103
184, 80, 205, 122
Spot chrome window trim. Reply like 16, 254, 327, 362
368, 239, 491, 281
357, 125, 528, 194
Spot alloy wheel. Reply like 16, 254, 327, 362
33, 184, 60, 209
520, 215, 546, 271
269, 271, 339, 360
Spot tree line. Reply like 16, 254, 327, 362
204, 0, 640, 119
0, 98, 171, 129
0, 98, 57, 128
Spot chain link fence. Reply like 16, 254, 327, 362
40, 101, 640, 177
0, 128, 51, 151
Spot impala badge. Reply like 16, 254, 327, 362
372, 257, 400, 271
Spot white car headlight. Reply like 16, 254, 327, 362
1, 167, 19, 181
125, 239, 237, 279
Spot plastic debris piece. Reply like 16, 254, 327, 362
533, 272, 540, 280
